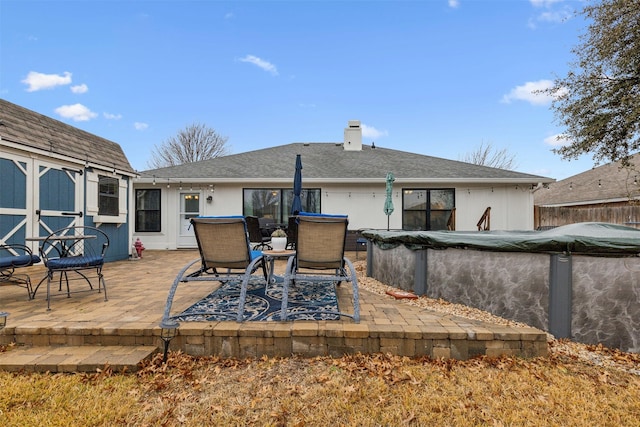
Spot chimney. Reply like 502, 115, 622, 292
343, 120, 362, 151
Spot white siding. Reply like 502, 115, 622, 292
135, 181, 536, 250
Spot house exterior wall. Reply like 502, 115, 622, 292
456, 184, 534, 231
133, 181, 536, 250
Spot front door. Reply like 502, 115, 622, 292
177, 192, 201, 248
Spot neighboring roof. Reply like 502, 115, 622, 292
0, 98, 135, 174
534, 153, 640, 207
140, 142, 553, 184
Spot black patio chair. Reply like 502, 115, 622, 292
258, 217, 276, 237
286, 216, 297, 250
246, 215, 272, 250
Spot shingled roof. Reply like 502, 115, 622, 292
534, 153, 640, 206
140, 142, 553, 184
0, 98, 134, 174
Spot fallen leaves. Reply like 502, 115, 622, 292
1, 258, 639, 425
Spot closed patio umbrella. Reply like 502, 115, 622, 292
291, 154, 303, 215
384, 172, 395, 231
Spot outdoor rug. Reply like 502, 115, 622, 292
175, 276, 341, 321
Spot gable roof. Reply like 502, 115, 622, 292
140, 142, 553, 184
534, 153, 640, 206
0, 98, 135, 174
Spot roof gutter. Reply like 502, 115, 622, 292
135, 176, 554, 185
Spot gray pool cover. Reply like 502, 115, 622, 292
362, 222, 640, 255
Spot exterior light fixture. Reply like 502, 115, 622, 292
152, 175, 156, 185
159, 318, 179, 363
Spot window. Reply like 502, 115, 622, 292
135, 189, 161, 232
98, 176, 119, 216
243, 188, 321, 223
402, 188, 455, 231
86, 171, 127, 224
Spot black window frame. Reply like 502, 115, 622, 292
135, 188, 162, 232
242, 188, 321, 224
402, 188, 455, 231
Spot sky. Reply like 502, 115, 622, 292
0, 0, 596, 179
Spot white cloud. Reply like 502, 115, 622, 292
448, 0, 460, 8
134, 122, 149, 130
537, 9, 572, 23
22, 71, 72, 92
104, 112, 122, 120
529, 0, 563, 7
528, 0, 573, 28
501, 79, 558, 105
239, 55, 278, 76
362, 124, 389, 140
54, 104, 98, 122
544, 133, 570, 147
70, 83, 88, 94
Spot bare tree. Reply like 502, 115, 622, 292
545, 0, 640, 166
147, 123, 230, 168
460, 141, 518, 170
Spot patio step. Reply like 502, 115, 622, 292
0, 345, 158, 373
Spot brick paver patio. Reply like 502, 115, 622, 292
0, 250, 548, 372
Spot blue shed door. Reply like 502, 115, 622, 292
0, 153, 32, 245
35, 159, 84, 237
0, 151, 83, 248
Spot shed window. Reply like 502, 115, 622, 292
98, 176, 119, 216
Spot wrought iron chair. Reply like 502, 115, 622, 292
0, 243, 41, 299
245, 215, 272, 250
35, 226, 109, 310
160, 216, 268, 324
280, 213, 360, 322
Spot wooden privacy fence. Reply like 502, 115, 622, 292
535, 204, 640, 229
